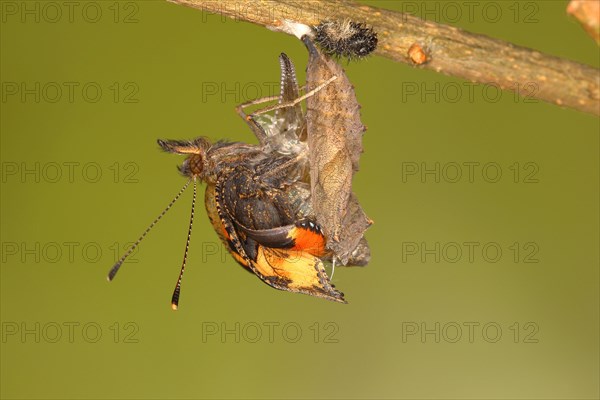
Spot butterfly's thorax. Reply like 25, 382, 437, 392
201, 142, 263, 184
203, 141, 313, 215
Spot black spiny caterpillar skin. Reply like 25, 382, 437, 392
314, 20, 378, 60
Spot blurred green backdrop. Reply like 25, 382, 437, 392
1, 1, 598, 399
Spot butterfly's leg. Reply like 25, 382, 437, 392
236, 78, 334, 144
251, 76, 337, 117
235, 95, 279, 145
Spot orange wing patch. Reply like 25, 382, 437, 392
253, 246, 345, 303
288, 221, 327, 257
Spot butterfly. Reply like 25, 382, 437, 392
108, 34, 371, 309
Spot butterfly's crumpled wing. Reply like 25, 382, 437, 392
303, 36, 372, 265
253, 245, 345, 303
211, 156, 346, 303
262, 54, 308, 157
274, 53, 305, 139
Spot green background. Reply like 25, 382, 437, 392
1, 1, 598, 399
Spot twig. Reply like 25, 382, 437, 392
167, 0, 599, 116
567, 0, 600, 44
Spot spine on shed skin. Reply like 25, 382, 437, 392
313, 20, 378, 60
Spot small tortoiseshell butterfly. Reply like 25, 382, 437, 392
108, 23, 378, 309
108, 37, 360, 308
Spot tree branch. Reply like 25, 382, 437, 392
168, 0, 600, 116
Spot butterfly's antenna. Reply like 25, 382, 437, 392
107, 179, 192, 282
171, 177, 197, 310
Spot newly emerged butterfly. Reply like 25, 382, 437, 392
108, 31, 374, 309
